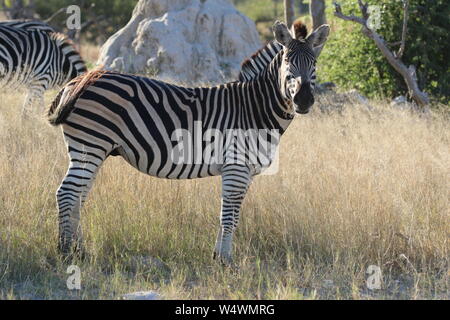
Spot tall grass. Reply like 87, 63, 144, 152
0, 91, 448, 299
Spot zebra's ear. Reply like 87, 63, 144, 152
306, 24, 330, 55
273, 21, 293, 47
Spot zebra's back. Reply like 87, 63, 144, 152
0, 20, 56, 33
0, 26, 57, 84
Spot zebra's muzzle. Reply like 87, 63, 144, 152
294, 93, 314, 114
293, 88, 314, 114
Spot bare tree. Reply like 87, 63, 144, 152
310, 0, 327, 56
310, 0, 327, 30
284, 0, 295, 28
333, 0, 429, 107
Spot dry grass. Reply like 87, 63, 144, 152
0, 90, 448, 300
78, 41, 101, 68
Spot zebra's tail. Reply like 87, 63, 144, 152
48, 69, 106, 126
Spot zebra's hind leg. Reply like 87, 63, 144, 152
213, 164, 252, 266
57, 140, 106, 260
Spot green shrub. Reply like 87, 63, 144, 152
232, 0, 283, 23
319, 0, 449, 103
34, 0, 137, 41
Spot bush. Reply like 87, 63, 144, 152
232, 0, 283, 23
319, 0, 449, 103
34, 0, 137, 42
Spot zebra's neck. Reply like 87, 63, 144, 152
239, 41, 282, 82
199, 52, 293, 135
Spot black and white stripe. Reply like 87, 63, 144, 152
239, 40, 317, 93
0, 20, 86, 114
0, 19, 56, 33
239, 41, 282, 82
48, 21, 329, 265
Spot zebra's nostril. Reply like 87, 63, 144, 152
293, 94, 302, 106
293, 93, 314, 109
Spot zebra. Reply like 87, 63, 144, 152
47, 20, 329, 265
0, 21, 86, 115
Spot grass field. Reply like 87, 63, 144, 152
0, 90, 448, 300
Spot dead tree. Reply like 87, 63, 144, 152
333, 0, 429, 107
284, 0, 295, 28
310, 0, 327, 30
310, 0, 327, 56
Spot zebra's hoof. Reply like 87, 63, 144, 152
58, 243, 87, 263
212, 250, 218, 260
213, 252, 235, 269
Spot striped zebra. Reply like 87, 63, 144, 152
239, 41, 282, 82
48, 21, 329, 265
0, 20, 86, 115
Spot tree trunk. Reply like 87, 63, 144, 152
298, 0, 309, 15
310, 0, 327, 56
310, 0, 327, 30
284, 0, 295, 28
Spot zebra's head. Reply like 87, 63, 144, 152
273, 20, 329, 114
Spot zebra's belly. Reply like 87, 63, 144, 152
115, 146, 222, 179
113, 135, 277, 179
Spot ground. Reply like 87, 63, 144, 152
0, 90, 448, 300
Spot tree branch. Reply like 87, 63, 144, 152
284, 0, 295, 28
358, 0, 369, 20
44, 7, 68, 24
333, 2, 366, 25
387, 41, 402, 47
333, 1, 429, 107
397, 0, 409, 59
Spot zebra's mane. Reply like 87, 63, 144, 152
238, 41, 283, 82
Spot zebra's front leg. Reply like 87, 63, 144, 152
213, 164, 252, 266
